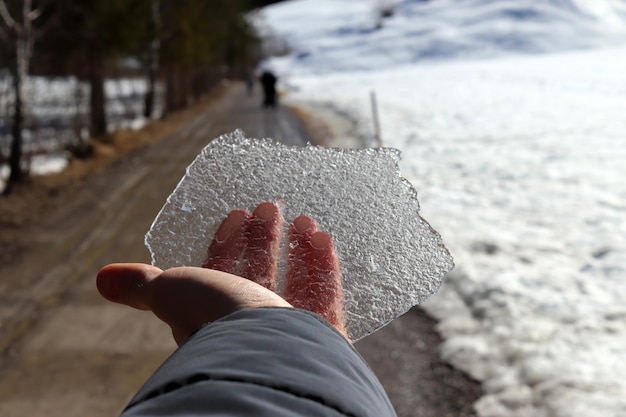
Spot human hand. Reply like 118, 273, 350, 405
97, 263, 290, 345
97, 202, 347, 345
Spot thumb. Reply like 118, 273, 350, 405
96, 263, 163, 310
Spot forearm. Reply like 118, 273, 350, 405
122, 308, 396, 417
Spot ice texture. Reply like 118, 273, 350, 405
145, 130, 453, 341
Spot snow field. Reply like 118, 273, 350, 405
261, 0, 626, 415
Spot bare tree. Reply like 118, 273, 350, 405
143, 0, 160, 119
0, 0, 52, 187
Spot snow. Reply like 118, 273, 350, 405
259, 0, 626, 416
0, 77, 162, 189
259, 0, 626, 73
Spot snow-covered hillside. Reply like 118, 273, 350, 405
260, 1, 626, 416
260, 0, 626, 73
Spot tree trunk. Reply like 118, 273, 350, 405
144, 40, 158, 118
144, 0, 160, 119
7, 29, 30, 184
143, 65, 156, 118
165, 65, 175, 115
8, 60, 23, 183
2, 0, 43, 189
165, 65, 185, 114
89, 38, 107, 138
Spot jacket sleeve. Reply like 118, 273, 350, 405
121, 307, 397, 417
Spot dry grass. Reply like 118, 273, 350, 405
285, 104, 334, 146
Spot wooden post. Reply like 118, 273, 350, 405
370, 90, 382, 147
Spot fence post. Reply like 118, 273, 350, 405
370, 90, 382, 147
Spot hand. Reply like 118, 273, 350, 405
97, 264, 290, 345
97, 202, 347, 345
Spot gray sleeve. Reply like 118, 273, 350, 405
121, 307, 397, 417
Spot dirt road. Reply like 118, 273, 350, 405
0, 83, 480, 417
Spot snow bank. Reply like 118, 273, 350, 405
260, 0, 626, 416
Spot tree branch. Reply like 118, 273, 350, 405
27, 7, 42, 21
0, 0, 15, 28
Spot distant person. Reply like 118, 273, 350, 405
245, 71, 254, 96
259, 70, 278, 108
96, 202, 397, 417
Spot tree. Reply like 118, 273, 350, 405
1, 0, 265, 184
47, 0, 152, 138
0, 0, 54, 186
143, 0, 160, 118
158, 0, 261, 114
39, 0, 262, 128
83, 0, 151, 137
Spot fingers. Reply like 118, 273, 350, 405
96, 263, 162, 311
284, 216, 347, 337
203, 202, 283, 291
203, 210, 248, 273
206, 208, 348, 337
97, 205, 348, 346
240, 202, 283, 291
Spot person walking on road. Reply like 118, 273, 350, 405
259, 70, 278, 108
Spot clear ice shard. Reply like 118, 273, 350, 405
145, 130, 454, 341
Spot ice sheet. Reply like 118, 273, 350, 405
145, 130, 453, 340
